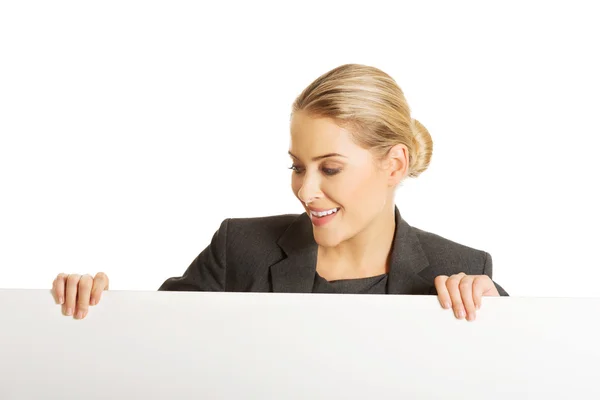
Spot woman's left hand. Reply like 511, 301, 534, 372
434, 273, 500, 321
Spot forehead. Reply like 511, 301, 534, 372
289, 111, 355, 153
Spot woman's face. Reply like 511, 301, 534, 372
289, 111, 401, 247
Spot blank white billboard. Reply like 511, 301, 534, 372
1, 289, 599, 399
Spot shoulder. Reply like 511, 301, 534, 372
216, 213, 304, 290
225, 213, 301, 236
217, 213, 302, 251
410, 224, 489, 275
226, 213, 301, 229
407, 223, 506, 294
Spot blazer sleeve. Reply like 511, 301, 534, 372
157, 219, 229, 292
482, 251, 509, 296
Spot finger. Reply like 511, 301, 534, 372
90, 272, 109, 306
51, 279, 58, 304
459, 275, 476, 321
472, 275, 497, 309
434, 275, 451, 309
75, 274, 94, 319
53, 273, 68, 305
63, 274, 81, 317
447, 273, 466, 319
50, 276, 59, 304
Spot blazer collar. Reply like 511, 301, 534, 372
270, 212, 318, 293
270, 206, 432, 294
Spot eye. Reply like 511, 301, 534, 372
289, 165, 304, 174
322, 167, 341, 176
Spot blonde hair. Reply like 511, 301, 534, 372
292, 64, 433, 178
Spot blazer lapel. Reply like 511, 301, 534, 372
386, 207, 433, 295
270, 213, 318, 293
269, 207, 434, 295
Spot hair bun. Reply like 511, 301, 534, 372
409, 118, 433, 177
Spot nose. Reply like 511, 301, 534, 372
297, 173, 322, 205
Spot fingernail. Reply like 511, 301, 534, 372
458, 309, 465, 319
76, 310, 83, 319
90, 298, 96, 306
445, 302, 451, 309
66, 308, 73, 316
59, 297, 64, 305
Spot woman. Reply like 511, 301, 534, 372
51, 64, 508, 322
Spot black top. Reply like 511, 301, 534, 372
312, 273, 389, 294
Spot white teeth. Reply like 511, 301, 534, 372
310, 208, 338, 217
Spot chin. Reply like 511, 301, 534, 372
312, 230, 344, 248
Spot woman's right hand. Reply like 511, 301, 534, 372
51, 272, 109, 320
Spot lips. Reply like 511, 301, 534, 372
307, 207, 340, 227
309, 207, 339, 218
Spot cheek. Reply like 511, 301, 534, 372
344, 173, 383, 199
336, 173, 387, 213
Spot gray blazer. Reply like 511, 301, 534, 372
158, 207, 508, 296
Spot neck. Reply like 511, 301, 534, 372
317, 204, 396, 280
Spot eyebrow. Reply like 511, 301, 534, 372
288, 151, 347, 162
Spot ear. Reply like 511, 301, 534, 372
384, 144, 409, 186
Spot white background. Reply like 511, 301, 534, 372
1, 1, 598, 296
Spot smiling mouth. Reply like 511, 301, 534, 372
309, 208, 340, 218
